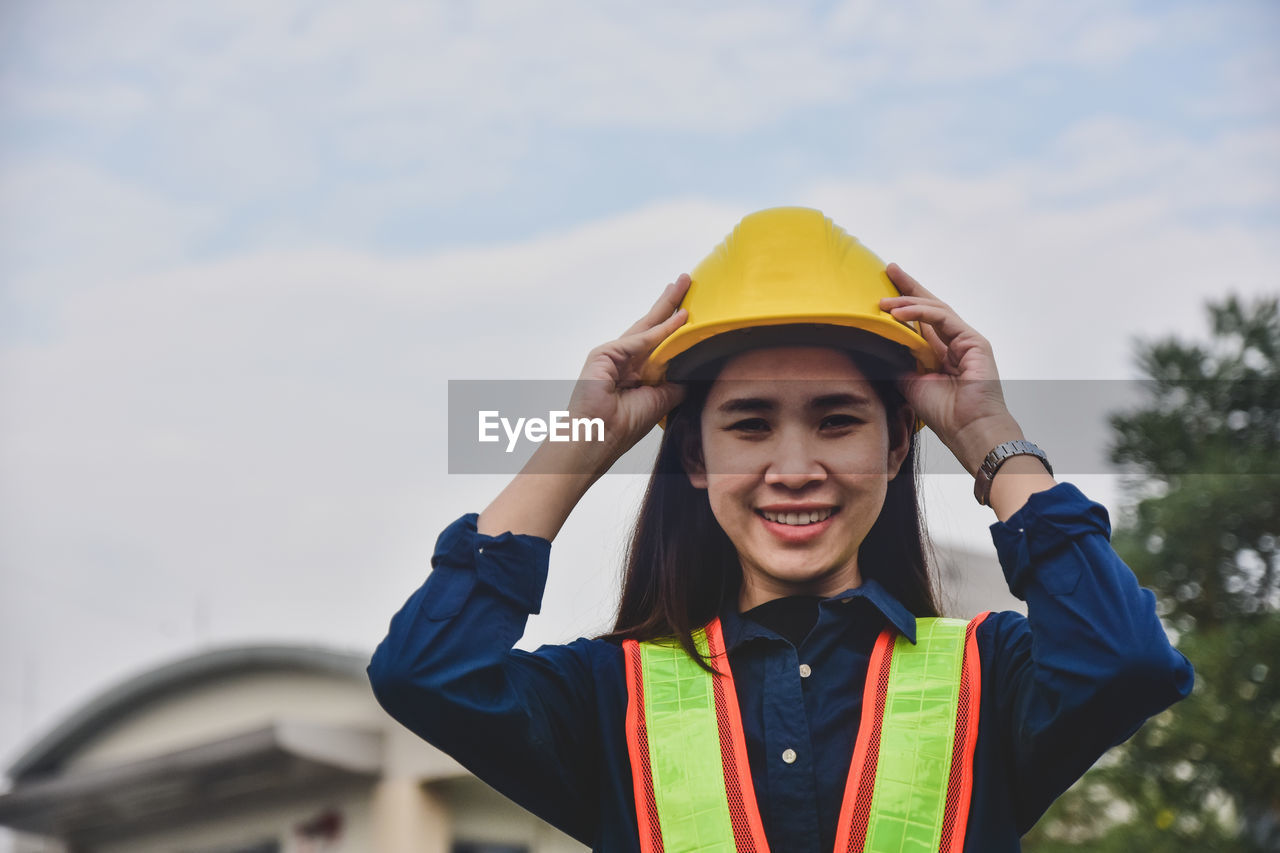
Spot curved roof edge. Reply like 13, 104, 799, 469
8, 643, 371, 783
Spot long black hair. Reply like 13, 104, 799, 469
603, 346, 940, 670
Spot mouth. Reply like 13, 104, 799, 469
755, 506, 840, 526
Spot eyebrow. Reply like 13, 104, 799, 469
715, 392, 877, 414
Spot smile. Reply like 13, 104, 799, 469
756, 507, 838, 526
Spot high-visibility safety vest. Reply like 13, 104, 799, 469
623, 612, 990, 853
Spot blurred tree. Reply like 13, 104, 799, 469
1024, 295, 1280, 852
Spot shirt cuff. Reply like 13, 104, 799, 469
432, 512, 553, 615
989, 482, 1113, 597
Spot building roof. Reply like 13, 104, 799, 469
7, 644, 371, 782
0, 720, 381, 838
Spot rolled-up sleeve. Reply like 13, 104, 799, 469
983, 483, 1194, 831
367, 513, 601, 841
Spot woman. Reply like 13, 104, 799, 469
368, 208, 1193, 852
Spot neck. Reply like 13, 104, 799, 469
737, 568, 863, 611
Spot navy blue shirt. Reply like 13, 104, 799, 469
368, 483, 1193, 851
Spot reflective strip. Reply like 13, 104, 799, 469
833, 627, 896, 852
704, 620, 772, 852
625, 639, 664, 853
862, 618, 969, 853
938, 612, 989, 853
636, 628, 739, 852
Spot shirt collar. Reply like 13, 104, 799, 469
718, 578, 918, 650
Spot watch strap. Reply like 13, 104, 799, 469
973, 440, 1053, 506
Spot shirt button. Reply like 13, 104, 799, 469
478, 546, 485, 554
799, 664, 812, 678
781, 748, 797, 764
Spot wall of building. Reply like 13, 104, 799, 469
436, 777, 586, 853
91, 780, 375, 853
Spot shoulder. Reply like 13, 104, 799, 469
972, 610, 1033, 666
509, 635, 626, 681
504, 636, 630, 725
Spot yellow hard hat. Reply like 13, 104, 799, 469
642, 206, 940, 386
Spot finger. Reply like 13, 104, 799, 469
600, 313, 690, 390
880, 295, 947, 362
621, 273, 692, 338
916, 316, 957, 372
881, 301, 972, 348
880, 294, 950, 313
651, 379, 688, 412
611, 304, 690, 362
886, 263, 945, 305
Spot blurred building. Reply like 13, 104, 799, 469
0, 546, 1018, 853
0, 646, 585, 853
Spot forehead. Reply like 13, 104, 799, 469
712, 346, 870, 383
703, 346, 886, 414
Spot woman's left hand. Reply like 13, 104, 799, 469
879, 263, 1025, 476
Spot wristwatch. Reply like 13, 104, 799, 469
974, 440, 1053, 506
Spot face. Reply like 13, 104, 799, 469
685, 346, 912, 610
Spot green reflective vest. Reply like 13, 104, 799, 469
623, 613, 989, 853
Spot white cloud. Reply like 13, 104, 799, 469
0, 158, 215, 282
1189, 46, 1280, 121
1033, 118, 1280, 210
0, 79, 150, 122
3, 0, 1205, 141
824, 0, 1183, 79
4, 0, 1268, 259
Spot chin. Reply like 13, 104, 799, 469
757, 563, 850, 595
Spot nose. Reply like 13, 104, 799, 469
762, 428, 827, 489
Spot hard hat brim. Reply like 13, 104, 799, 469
642, 313, 940, 384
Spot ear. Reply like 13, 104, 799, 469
682, 432, 708, 490
886, 405, 914, 481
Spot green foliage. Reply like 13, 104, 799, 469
1024, 295, 1280, 852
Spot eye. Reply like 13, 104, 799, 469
727, 417, 770, 433
821, 414, 862, 429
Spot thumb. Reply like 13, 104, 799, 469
638, 381, 687, 428
897, 371, 939, 423
656, 381, 687, 413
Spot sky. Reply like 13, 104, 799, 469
1, 0, 1278, 828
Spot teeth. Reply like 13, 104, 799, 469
760, 507, 835, 525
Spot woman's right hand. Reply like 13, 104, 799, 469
562, 273, 692, 474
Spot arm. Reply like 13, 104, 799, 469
983, 483, 1194, 830
879, 262, 1057, 523
367, 275, 692, 837
878, 265, 1193, 827
367, 510, 604, 839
